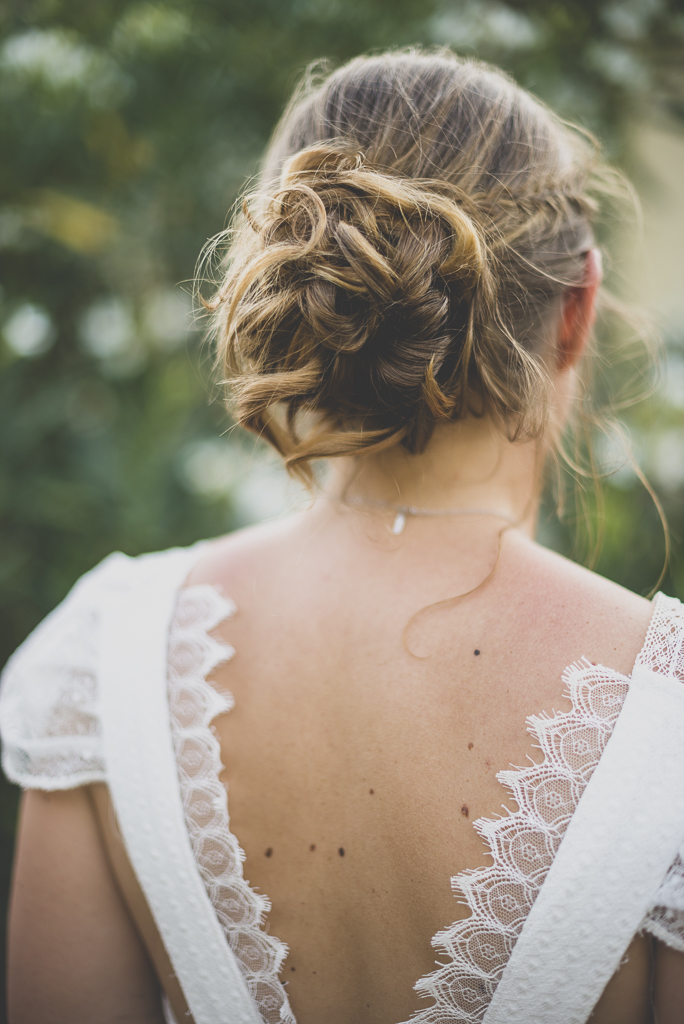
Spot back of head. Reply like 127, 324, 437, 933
208, 49, 601, 481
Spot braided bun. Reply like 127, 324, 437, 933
207, 51, 602, 481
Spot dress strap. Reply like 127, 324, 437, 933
98, 546, 263, 1024
483, 664, 684, 1024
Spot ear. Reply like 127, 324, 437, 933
556, 248, 602, 371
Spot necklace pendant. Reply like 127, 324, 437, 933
392, 511, 406, 535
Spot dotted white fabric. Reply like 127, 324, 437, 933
100, 546, 264, 1024
1, 552, 684, 1023
168, 585, 295, 1024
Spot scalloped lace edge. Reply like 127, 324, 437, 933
168, 585, 295, 1024
402, 593, 684, 1023
398, 654, 635, 1023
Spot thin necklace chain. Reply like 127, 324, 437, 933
338, 495, 518, 535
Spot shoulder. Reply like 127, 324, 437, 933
0, 552, 123, 791
2, 542, 204, 682
0, 542, 207, 791
184, 513, 306, 590
501, 532, 662, 678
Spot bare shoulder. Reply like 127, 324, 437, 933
503, 532, 655, 677
185, 514, 305, 591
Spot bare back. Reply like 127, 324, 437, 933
186, 506, 656, 1024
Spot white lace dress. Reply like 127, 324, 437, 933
1, 544, 684, 1024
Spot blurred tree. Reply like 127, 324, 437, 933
1, 0, 684, 1016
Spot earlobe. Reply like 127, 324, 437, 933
557, 248, 602, 371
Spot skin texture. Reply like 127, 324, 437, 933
8, 252, 684, 1022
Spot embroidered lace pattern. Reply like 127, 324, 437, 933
167, 585, 295, 1024
403, 657, 633, 1022
403, 592, 684, 1022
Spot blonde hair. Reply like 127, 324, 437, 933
204, 49, 636, 490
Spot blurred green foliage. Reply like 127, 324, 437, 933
2, 0, 684, 1014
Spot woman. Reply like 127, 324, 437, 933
2, 48, 684, 1024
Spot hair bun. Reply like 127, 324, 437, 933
215, 143, 494, 470
205, 52, 607, 485
276, 146, 490, 346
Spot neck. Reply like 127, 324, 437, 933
327, 417, 541, 537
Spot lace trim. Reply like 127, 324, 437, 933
168, 585, 295, 1024
402, 656, 632, 1023
404, 592, 684, 1022
635, 592, 684, 682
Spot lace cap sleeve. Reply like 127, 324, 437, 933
0, 552, 132, 790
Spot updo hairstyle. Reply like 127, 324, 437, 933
206, 49, 606, 483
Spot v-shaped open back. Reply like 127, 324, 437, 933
2, 543, 684, 1023
165, 582, 684, 1024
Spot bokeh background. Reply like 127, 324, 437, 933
2, 0, 684, 1012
